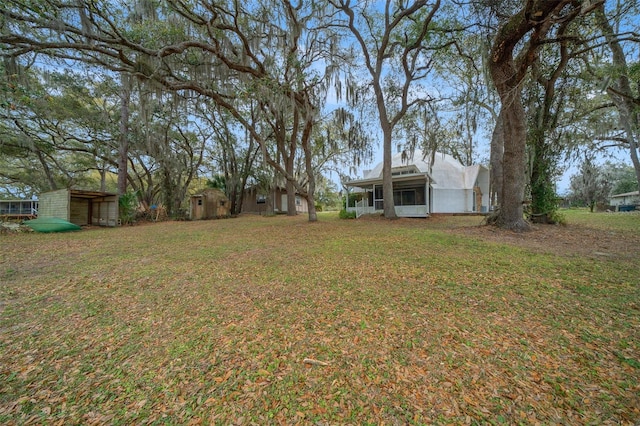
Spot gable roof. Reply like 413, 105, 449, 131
192, 187, 228, 200
365, 150, 433, 178
353, 150, 485, 190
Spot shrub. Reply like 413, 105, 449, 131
119, 191, 138, 225
342, 192, 365, 209
548, 210, 567, 226
339, 209, 356, 219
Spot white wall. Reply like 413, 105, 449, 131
432, 189, 474, 213
610, 193, 640, 206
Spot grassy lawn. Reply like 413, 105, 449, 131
561, 208, 640, 232
1, 210, 638, 424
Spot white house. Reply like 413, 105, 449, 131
609, 191, 639, 208
344, 150, 490, 217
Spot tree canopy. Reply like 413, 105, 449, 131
1, 0, 638, 226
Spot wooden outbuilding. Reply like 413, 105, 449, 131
39, 189, 119, 227
190, 188, 230, 220
241, 185, 309, 215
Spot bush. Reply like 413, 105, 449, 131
119, 191, 139, 225
548, 210, 567, 226
342, 193, 365, 209
339, 209, 356, 219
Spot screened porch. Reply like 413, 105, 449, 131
346, 177, 430, 218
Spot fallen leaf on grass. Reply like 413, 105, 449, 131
303, 358, 329, 366
214, 370, 233, 383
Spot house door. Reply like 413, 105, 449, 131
374, 185, 383, 210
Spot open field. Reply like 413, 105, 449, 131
1, 210, 639, 424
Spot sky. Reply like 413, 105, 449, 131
330, 125, 635, 197
322, 1, 640, 198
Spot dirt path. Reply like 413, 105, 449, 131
449, 222, 639, 260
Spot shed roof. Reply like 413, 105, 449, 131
68, 189, 117, 199
610, 190, 639, 198
192, 188, 228, 198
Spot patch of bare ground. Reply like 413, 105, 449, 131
449, 221, 640, 260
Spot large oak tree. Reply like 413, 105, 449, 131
488, 0, 594, 231
328, 0, 442, 219
1, 0, 350, 221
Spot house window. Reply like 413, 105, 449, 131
295, 196, 301, 206
257, 194, 266, 204
391, 166, 419, 176
220, 200, 226, 207
393, 189, 416, 206
375, 184, 424, 208
197, 199, 203, 206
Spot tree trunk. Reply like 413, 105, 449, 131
228, 184, 239, 216
162, 168, 174, 217
274, 111, 298, 217
488, 0, 576, 231
99, 168, 106, 192
300, 115, 318, 222
489, 109, 504, 208
117, 73, 130, 197
266, 186, 275, 216
34, 149, 58, 191
381, 125, 397, 219
306, 197, 317, 222
286, 179, 297, 216
490, 60, 530, 231
500, 89, 530, 231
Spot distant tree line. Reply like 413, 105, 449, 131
567, 159, 638, 212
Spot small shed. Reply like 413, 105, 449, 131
190, 188, 230, 220
241, 185, 309, 214
39, 189, 119, 227
609, 191, 640, 208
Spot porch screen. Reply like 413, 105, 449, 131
374, 186, 383, 210
393, 187, 424, 206
375, 185, 425, 208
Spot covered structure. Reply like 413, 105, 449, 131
190, 188, 230, 219
609, 190, 639, 211
0, 199, 38, 220
241, 185, 308, 215
344, 150, 490, 217
39, 189, 118, 227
